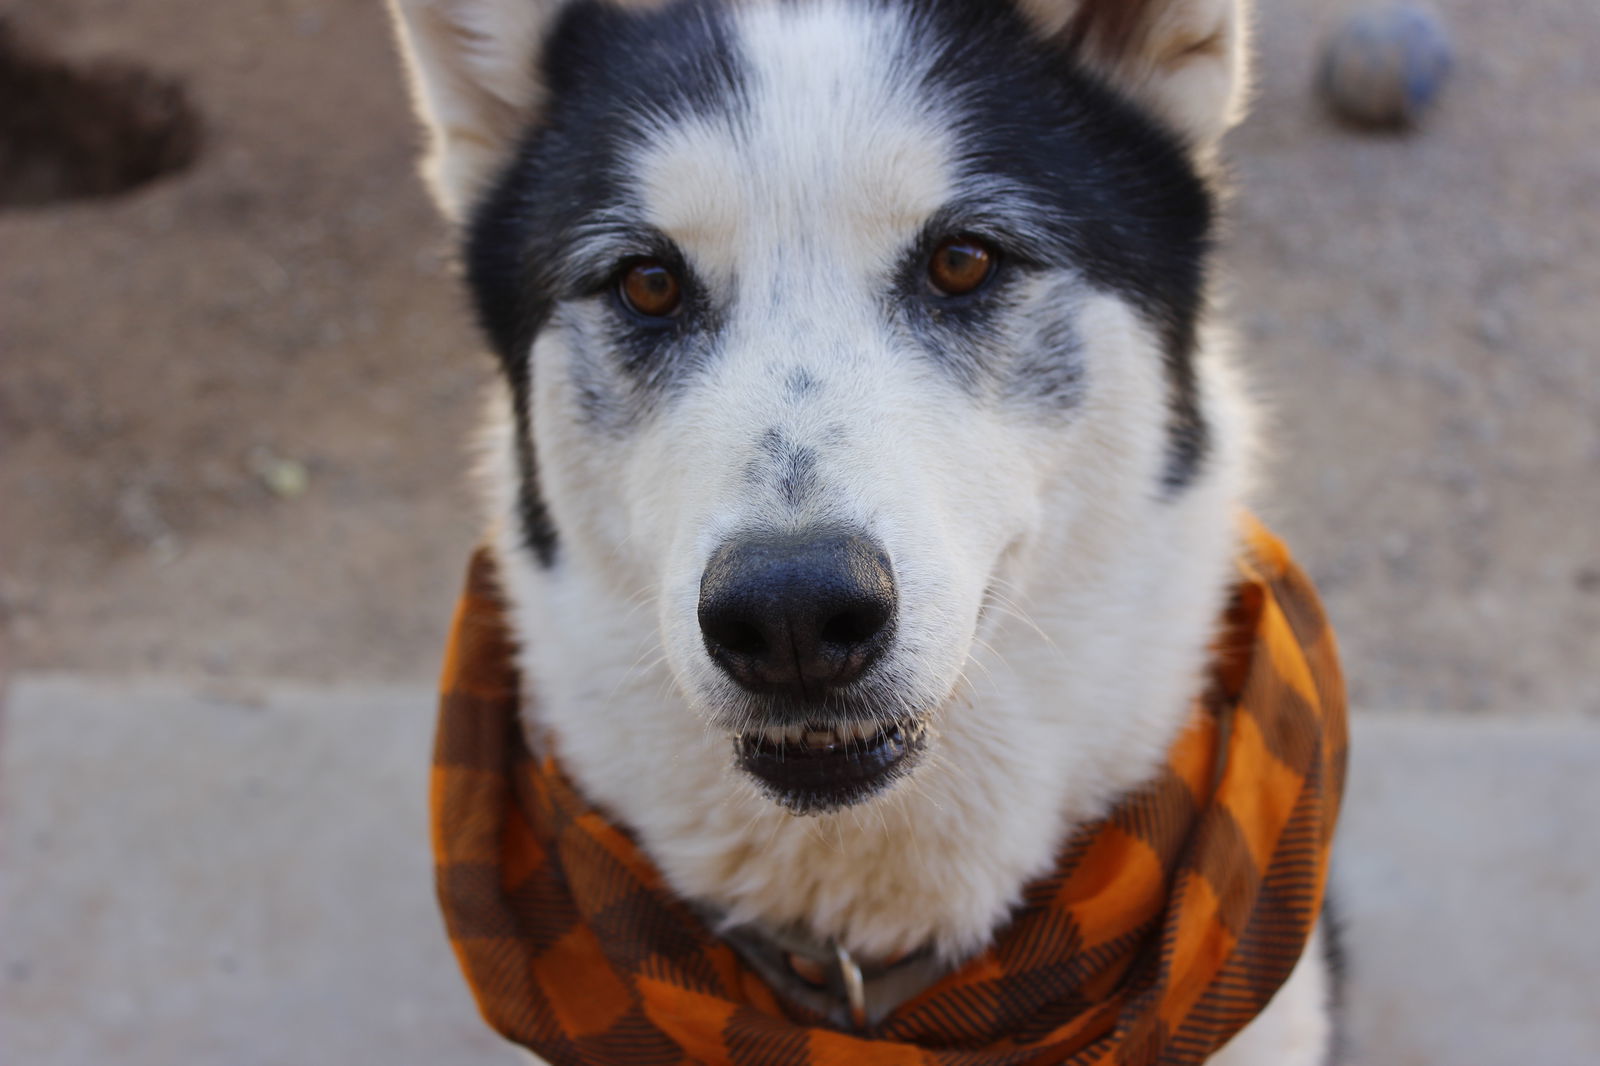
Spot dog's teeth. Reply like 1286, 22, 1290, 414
747, 720, 924, 750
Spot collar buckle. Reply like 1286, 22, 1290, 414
833, 941, 868, 1030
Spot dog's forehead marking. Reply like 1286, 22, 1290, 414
630, 3, 955, 287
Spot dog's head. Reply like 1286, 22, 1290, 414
392, 0, 1249, 816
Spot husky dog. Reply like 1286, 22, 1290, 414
389, 0, 1337, 1061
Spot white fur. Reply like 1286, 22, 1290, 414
1014, 0, 1252, 150
397, 1, 1331, 1062
386, 0, 552, 220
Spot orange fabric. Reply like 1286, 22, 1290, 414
432, 516, 1346, 1064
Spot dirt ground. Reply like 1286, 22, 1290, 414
1, 0, 1596, 713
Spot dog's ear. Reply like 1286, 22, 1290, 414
387, 0, 567, 222
1015, 0, 1250, 148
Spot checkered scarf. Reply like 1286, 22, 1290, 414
432, 516, 1346, 1064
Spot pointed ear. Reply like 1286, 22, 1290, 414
386, 0, 564, 222
1016, 0, 1251, 149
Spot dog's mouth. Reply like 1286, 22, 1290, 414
735, 718, 928, 815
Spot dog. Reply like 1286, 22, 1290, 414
388, 1, 1344, 1062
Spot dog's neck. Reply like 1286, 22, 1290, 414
481, 353, 1252, 963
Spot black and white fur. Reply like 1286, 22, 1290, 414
388, 0, 1336, 1060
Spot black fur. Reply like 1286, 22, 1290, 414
463, 0, 1219, 563
785, 366, 821, 399
746, 428, 821, 509
1320, 889, 1350, 1066
906, 0, 1215, 490
464, 0, 747, 565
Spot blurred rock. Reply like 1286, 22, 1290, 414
1319, 3, 1454, 127
247, 447, 309, 499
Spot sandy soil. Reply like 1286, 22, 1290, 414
2, 0, 1596, 713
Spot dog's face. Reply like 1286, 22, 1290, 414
393, 0, 1246, 816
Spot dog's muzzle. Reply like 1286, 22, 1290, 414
698, 528, 924, 812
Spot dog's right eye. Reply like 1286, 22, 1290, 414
617, 259, 683, 319
927, 236, 997, 297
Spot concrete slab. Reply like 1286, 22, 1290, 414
0, 677, 506, 1066
2, 678, 1596, 1064
1335, 713, 1600, 1065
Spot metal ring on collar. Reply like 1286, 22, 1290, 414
834, 941, 867, 1030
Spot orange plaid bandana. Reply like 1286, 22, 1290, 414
432, 515, 1346, 1064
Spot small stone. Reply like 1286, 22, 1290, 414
263, 459, 308, 498
248, 447, 310, 499
1318, 3, 1453, 128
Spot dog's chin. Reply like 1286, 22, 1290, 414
732, 716, 930, 815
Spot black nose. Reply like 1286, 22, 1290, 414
698, 530, 897, 698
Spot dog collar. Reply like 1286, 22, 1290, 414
430, 515, 1346, 1064
715, 919, 944, 1030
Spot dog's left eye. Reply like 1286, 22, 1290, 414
928, 236, 997, 297
617, 259, 683, 319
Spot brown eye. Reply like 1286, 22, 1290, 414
619, 259, 682, 318
928, 236, 996, 296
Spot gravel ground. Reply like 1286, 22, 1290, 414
2, 0, 1596, 712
